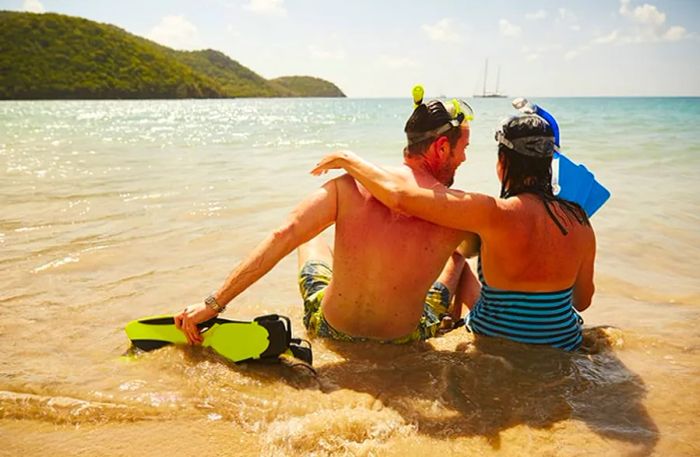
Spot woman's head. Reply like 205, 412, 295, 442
495, 114, 555, 198
494, 114, 589, 232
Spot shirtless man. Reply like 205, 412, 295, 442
174, 99, 478, 344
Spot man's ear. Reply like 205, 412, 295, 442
434, 135, 450, 158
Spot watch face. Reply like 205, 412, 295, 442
205, 295, 222, 311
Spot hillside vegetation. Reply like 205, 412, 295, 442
0, 11, 345, 99
271, 76, 346, 98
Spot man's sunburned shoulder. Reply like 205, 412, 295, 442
334, 167, 410, 193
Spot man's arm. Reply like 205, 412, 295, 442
175, 179, 338, 344
312, 151, 498, 234
573, 231, 596, 312
456, 232, 481, 258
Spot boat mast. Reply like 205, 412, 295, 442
482, 58, 488, 97
495, 65, 501, 95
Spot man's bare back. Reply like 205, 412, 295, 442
321, 171, 466, 340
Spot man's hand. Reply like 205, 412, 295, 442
174, 303, 218, 345
310, 150, 356, 176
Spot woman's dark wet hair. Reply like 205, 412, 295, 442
498, 115, 590, 235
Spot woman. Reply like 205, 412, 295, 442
312, 114, 596, 351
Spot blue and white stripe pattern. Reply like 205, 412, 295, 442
466, 259, 583, 351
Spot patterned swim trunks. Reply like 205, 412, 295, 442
298, 260, 451, 344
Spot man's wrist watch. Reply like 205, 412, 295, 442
204, 294, 226, 313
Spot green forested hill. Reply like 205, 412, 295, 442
270, 76, 345, 97
0, 11, 346, 99
172, 49, 294, 98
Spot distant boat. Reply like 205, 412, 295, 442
474, 59, 507, 98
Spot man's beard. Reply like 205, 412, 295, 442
445, 167, 455, 188
439, 163, 456, 188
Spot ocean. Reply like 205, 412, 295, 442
1, 97, 699, 456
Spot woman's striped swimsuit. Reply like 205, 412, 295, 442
466, 259, 583, 351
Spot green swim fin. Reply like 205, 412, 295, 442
125, 314, 312, 365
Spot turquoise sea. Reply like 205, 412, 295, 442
1, 98, 699, 456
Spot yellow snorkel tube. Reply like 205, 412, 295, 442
450, 98, 474, 122
411, 84, 474, 123
412, 84, 424, 108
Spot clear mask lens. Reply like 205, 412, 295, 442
443, 99, 474, 122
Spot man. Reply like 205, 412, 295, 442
175, 99, 478, 344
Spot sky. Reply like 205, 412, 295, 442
3, 0, 700, 97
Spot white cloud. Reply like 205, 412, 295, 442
607, 0, 690, 44
619, 0, 632, 14
593, 30, 620, 44
619, 0, 665, 27
663, 26, 688, 42
570, 24, 582, 32
379, 55, 418, 69
308, 45, 345, 61
147, 15, 200, 50
22, 0, 45, 13
632, 4, 665, 26
499, 19, 521, 37
243, 0, 286, 17
525, 10, 547, 20
421, 18, 461, 43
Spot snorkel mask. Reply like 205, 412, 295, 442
512, 97, 560, 148
405, 85, 474, 146
494, 114, 557, 158
494, 97, 562, 158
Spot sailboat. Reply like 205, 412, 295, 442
474, 59, 507, 98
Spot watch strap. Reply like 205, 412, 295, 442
205, 294, 226, 313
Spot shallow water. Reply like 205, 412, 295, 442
1, 98, 699, 456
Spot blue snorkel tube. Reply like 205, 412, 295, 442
512, 98, 610, 217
